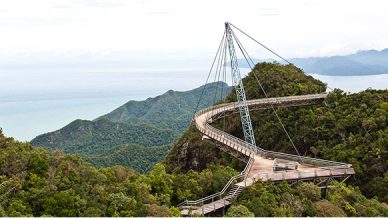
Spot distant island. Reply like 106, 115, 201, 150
239, 48, 388, 76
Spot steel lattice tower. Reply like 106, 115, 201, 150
225, 22, 257, 149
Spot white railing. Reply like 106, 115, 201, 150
178, 94, 353, 214
195, 94, 351, 168
250, 167, 355, 183
178, 154, 254, 213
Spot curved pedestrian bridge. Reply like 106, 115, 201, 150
179, 93, 355, 216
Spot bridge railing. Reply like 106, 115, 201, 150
250, 167, 355, 183
177, 153, 255, 213
194, 94, 352, 169
203, 119, 350, 168
179, 94, 353, 214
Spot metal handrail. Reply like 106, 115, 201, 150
178, 155, 254, 208
250, 167, 354, 182
178, 94, 353, 212
196, 94, 351, 168
202, 120, 348, 168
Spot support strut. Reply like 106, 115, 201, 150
225, 22, 257, 150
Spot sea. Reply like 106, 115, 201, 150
0, 67, 387, 141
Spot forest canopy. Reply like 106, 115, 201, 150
1, 62, 387, 217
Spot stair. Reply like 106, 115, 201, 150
180, 184, 245, 216
178, 93, 354, 216
224, 185, 243, 200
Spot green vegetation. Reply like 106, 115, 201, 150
234, 181, 387, 217
165, 62, 387, 203
165, 62, 326, 172
225, 205, 254, 217
0, 131, 239, 217
226, 62, 326, 102
4, 62, 386, 216
98, 83, 232, 132
31, 82, 232, 173
2, 129, 386, 217
223, 67, 387, 202
33, 119, 177, 154
88, 144, 171, 173
164, 125, 245, 173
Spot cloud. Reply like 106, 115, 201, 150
73, 0, 125, 8
146, 11, 173, 16
257, 7, 280, 16
259, 13, 280, 16
0, 0, 387, 62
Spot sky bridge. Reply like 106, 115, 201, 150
178, 23, 355, 216
179, 94, 354, 216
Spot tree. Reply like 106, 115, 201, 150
279, 193, 303, 216
294, 182, 321, 201
315, 200, 346, 217
144, 204, 171, 217
246, 196, 275, 217
42, 189, 86, 217
169, 207, 181, 217
27, 149, 49, 176
173, 171, 202, 201
208, 165, 238, 192
106, 192, 136, 217
272, 207, 296, 217
1, 122, 387, 218
80, 207, 104, 217
7, 199, 33, 217
225, 205, 254, 217
148, 164, 173, 197
0, 205, 6, 217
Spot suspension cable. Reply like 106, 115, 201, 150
192, 30, 226, 120
222, 39, 229, 132
231, 28, 303, 160
229, 23, 292, 65
229, 23, 334, 93
211, 35, 227, 116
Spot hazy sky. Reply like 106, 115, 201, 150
1, 0, 388, 141
1, 0, 388, 67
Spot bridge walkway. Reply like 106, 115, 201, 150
178, 94, 355, 216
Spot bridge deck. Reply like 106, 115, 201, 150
240, 155, 354, 187
181, 199, 232, 216
179, 94, 355, 216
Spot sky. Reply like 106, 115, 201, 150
1, 0, 388, 68
1, 0, 388, 141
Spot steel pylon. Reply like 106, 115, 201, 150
225, 22, 257, 150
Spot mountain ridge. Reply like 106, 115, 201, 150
31, 82, 233, 172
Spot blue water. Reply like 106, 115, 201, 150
0, 68, 387, 141
0, 68, 208, 141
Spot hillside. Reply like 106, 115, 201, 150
87, 144, 171, 173
165, 62, 388, 203
1, 62, 387, 216
31, 82, 233, 172
1, 124, 387, 217
0, 130, 237, 217
164, 62, 327, 172
97, 82, 232, 132
32, 119, 177, 155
